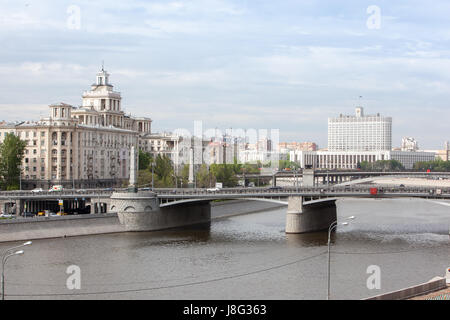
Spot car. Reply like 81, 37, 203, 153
140, 187, 152, 191
0, 213, 14, 218
31, 188, 43, 193
23, 212, 36, 218
207, 187, 220, 192
77, 189, 87, 192
269, 186, 283, 191
49, 185, 63, 192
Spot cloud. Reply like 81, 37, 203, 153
0, 0, 449, 149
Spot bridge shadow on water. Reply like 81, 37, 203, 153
285, 231, 337, 247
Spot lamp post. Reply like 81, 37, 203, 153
327, 217, 355, 300
19, 165, 22, 191
151, 162, 155, 190
1, 241, 31, 300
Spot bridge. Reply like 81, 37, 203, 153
3, 184, 448, 234
238, 170, 450, 186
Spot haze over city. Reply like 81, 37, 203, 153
1, 0, 449, 148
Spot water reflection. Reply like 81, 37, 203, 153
285, 232, 330, 247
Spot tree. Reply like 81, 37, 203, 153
138, 149, 152, 170
210, 164, 238, 187
137, 154, 176, 188
414, 160, 450, 171
359, 160, 404, 171
180, 164, 190, 188
0, 133, 26, 190
195, 164, 215, 188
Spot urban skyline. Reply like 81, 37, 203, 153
1, 1, 449, 149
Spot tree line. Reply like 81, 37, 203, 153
137, 150, 300, 188
0, 133, 26, 190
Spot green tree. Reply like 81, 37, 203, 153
180, 164, 190, 188
0, 133, 26, 190
210, 164, 238, 187
414, 160, 450, 171
359, 160, 405, 171
196, 164, 215, 188
153, 154, 175, 187
138, 149, 152, 170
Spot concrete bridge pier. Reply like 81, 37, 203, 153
110, 191, 211, 232
285, 196, 337, 234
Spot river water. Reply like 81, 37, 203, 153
1, 198, 449, 300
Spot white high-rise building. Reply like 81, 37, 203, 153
328, 107, 392, 152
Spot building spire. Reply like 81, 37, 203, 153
101, 60, 104, 72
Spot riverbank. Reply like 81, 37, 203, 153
0, 200, 286, 243
410, 285, 450, 300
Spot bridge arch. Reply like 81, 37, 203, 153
158, 197, 289, 208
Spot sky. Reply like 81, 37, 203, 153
0, 0, 449, 149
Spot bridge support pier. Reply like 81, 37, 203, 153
285, 196, 337, 234
110, 191, 211, 232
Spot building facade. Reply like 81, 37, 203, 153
0, 68, 179, 190
328, 107, 392, 152
290, 150, 436, 170
290, 106, 434, 170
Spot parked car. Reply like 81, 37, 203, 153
31, 188, 43, 193
0, 213, 14, 218
207, 187, 220, 192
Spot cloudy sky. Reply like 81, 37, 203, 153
0, 0, 449, 149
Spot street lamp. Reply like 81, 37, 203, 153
1, 241, 31, 300
19, 165, 22, 191
151, 162, 155, 190
327, 216, 355, 300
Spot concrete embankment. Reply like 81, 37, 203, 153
0, 213, 125, 243
0, 200, 286, 243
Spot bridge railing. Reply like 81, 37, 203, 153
155, 185, 450, 196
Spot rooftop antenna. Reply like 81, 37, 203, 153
101, 60, 104, 71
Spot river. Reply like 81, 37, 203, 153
1, 198, 449, 300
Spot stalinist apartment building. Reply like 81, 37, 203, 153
0, 68, 178, 189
